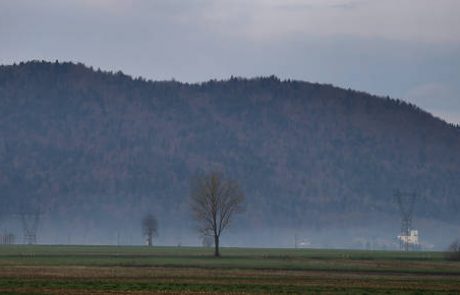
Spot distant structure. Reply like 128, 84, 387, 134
20, 212, 40, 245
0, 233, 15, 245
397, 230, 420, 250
294, 234, 311, 248
395, 191, 419, 251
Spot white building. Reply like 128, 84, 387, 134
398, 230, 420, 248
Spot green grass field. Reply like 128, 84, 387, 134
0, 245, 459, 294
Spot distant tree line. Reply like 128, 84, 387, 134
1, 60, 459, 241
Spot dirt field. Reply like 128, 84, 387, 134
0, 246, 459, 294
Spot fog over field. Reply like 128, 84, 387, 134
0, 62, 459, 250
0, 1, 459, 252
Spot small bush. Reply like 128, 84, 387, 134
445, 239, 460, 261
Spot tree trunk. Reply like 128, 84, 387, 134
214, 234, 220, 257
148, 233, 152, 246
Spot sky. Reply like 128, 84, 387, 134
1, 0, 459, 124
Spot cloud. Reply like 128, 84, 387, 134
267, 0, 361, 11
2, 0, 460, 44
159, 0, 458, 44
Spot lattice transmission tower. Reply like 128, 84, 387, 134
395, 191, 417, 251
20, 211, 40, 245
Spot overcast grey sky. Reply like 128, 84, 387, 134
1, 0, 459, 124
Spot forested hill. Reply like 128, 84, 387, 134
1, 61, 459, 229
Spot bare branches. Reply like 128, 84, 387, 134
142, 213, 158, 246
446, 239, 460, 261
190, 171, 245, 257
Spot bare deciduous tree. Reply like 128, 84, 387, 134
446, 239, 460, 261
190, 171, 245, 257
142, 214, 158, 247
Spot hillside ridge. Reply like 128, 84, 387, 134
1, 60, 459, 234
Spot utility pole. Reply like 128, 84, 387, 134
395, 191, 417, 251
20, 211, 40, 245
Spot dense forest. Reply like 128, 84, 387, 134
0, 61, 459, 245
